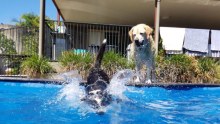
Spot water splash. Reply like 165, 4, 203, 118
54, 71, 94, 115
52, 69, 142, 115
108, 69, 134, 100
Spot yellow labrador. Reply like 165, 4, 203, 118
128, 24, 156, 84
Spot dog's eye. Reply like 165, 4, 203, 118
133, 34, 136, 37
140, 33, 144, 35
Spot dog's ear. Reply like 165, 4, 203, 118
128, 27, 134, 42
144, 25, 153, 39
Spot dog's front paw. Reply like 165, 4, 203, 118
145, 79, 152, 84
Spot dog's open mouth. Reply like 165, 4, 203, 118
135, 40, 144, 47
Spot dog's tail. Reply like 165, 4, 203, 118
94, 39, 107, 68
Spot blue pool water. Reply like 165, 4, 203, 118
0, 80, 220, 124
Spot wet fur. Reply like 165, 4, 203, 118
84, 39, 111, 109
128, 24, 156, 84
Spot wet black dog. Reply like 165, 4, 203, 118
83, 39, 112, 110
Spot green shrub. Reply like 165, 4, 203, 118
215, 65, 220, 83
59, 51, 93, 70
59, 49, 220, 83
21, 55, 52, 78
156, 54, 220, 83
59, 51, 93, 79
59, 51, 134, 79
0, 33, 17, 54
102, 51, 135, 77
156, 54, 198, 83
198, 57, 220, 83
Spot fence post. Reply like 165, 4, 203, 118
154, 0, 161, 56
39, 0, 45, 58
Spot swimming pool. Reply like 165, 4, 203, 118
0, 80, 220, 124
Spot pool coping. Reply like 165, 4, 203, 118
126, 82, 220, 90
0, 77, 64, 85
0, 77, 220, 89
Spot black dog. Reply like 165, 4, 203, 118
83, 39, 112, 109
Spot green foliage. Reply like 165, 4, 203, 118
215, 65, 220, 83
102, 51, 135, 76
21, 30, 39, 55
6, 57, 23, 75
0, 33, 23, 76
16, 13, 39, 28
0, 33, 17, 54
59, 50, 220, 83
14, 13, 52, 55
59, 51, 93, 70
59, 51, 134, 79
197, 57, 220, 83
198, 57, 216, 72
21, 55, 52, 78
59, 51, 93, 79
15, 13, 54, 29
45, 20, 55, 30
156, 54, 220, 83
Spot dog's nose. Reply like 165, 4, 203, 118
135, 40, 140, 46
135, 40, 144, 47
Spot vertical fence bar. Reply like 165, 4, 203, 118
73, 23, 75, 49
121, 26, 123, 56
79, 23, 81, 49
82, 23, 84, 49
76, 23, 79, 49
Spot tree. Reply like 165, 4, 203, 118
16, 13, 39, 28
15, 13, 53, 28
13, 13, 39, 55
13, 13, 53, 55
